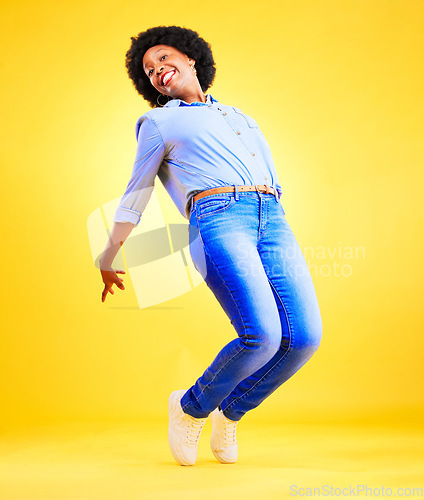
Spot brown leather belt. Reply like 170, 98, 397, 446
192, 184, 279, 204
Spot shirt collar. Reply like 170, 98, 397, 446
164, 93, 217, 108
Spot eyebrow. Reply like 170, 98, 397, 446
143, 48, 167, 70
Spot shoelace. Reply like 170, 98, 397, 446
185, 415, 206, 446
223, 420, 238, 447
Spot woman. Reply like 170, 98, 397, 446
99, 25, 323, 466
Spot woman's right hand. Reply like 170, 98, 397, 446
100, 267, 126, 303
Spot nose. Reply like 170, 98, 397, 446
156, 66, 164, 76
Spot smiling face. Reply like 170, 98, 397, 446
142, 44, 199, 101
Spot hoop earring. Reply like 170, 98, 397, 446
156, 93, 170, 107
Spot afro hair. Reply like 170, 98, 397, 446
125, 25, 216, 108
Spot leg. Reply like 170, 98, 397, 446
220, 196, 323, 421
181, 193, 284, 418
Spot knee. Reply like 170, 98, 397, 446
309, 318, 323, 351
293, 315, 323, 354
286, 322, 322, 372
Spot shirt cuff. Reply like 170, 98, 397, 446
113, 207, 141, 226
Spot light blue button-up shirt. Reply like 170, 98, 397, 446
113, 93, 283, 225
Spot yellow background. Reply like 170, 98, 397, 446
0, 0, 423, 497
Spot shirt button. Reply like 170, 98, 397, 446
223, 112, 227, 116
252, 153, 256, 156
237, 131, 241, 135
217, 107, 222, 111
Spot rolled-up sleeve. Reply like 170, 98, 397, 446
113, 115, 166, 226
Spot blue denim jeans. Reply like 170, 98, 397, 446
180, 189, 323, 421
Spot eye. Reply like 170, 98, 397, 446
146, 54, 168, 77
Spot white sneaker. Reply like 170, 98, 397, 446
168, 389, 207, 466
210, 407, 239, 464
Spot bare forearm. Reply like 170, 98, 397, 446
99, 222, 134, 269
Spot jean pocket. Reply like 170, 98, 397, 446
196, 195, 236, 219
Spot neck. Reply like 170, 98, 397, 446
178, 92, 207, 104
174, 80, 207, 104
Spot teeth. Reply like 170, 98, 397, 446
162, 71, 174, 86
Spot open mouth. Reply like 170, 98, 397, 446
161, 70, 176, 86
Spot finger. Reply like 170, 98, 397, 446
102, 286, 109, 303
115, 270, 126, 274
109, 288, 115, 295
116, 282, 125, 290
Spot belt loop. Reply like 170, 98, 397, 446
234, 184, 239, 201
255, 184, 263, 201
275, 186, 280, 203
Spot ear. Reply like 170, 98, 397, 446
187, 56, 196, 66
